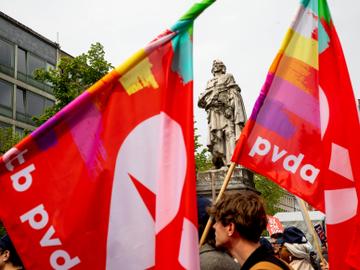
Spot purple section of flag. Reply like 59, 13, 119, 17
251, 73, 320, 139
250, 73, 296, 138
250, 73, 275, 120
32, 129, 58, 150
31, 91, 94, 151
269, 76, 320, 129
256, 99, 296, 139
67, 101, 106, 177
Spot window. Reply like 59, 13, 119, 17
18, 48, 54, 77
16, 49, 55, 93
27, 91, 44, 117
0, 121, 11, 128
27, 53, 46, 77
45, 99, 55, 109
0, 79, 13, 117
0, 38, 14, 75
16, 87, 53, 124
16, 88, 26, 122
17, 48, 27, 74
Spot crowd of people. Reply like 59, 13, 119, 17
1, 190, 328, 270
198, 190, 329, 270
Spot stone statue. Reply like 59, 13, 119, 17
198, 60, 246, 169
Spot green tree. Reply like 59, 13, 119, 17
33, 42, 113, 125
255, 174, 286, 215
194, 125, 212, 172
0, 127, 22, 155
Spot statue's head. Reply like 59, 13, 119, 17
211, 59, 226, 75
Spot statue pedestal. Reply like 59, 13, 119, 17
196, 166, 256, 200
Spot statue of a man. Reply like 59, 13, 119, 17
198, 60, 246, 169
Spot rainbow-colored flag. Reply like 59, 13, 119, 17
232, 0, 360, 268
0, 1, 215, 269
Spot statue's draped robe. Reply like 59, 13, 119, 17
198, 73, 246, 167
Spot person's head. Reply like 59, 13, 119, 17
0, 235, 24, 270
278, 227, 312, 263
270, 233, 283, 255
211, 59, 226, 75
282, 226, 307, 244
208, 190, 267, 248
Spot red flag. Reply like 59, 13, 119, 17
0, 2, 215, 269
232, 1, 360, 269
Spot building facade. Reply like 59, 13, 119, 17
276, 191, 301, 212
0, 11, 68, 136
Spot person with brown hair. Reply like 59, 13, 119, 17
208, 190, 292, 270
197, 197, 240, 270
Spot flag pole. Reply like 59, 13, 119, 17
296, 197, 327, 265
199, 162, 237, 246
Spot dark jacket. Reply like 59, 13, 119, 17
241, 245, 292, 270
200, 243, 240, 270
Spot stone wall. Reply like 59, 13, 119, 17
196, 166, 256, 200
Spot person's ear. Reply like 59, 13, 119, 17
1, 250, 10, 262
227, 222, 236, 237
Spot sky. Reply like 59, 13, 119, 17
1, 0, 359, 147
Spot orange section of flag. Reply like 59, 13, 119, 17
275, 54, 318, 97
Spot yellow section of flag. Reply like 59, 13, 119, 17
280, 29, 318, 69
119, 57, 159, 95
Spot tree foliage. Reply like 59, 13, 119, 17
0, 127, 22, 155
255, 174, 286, 215
194, 125, 212, 172
33, 42, 113, 125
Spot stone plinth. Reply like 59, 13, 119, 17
196, 166, 256, 200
